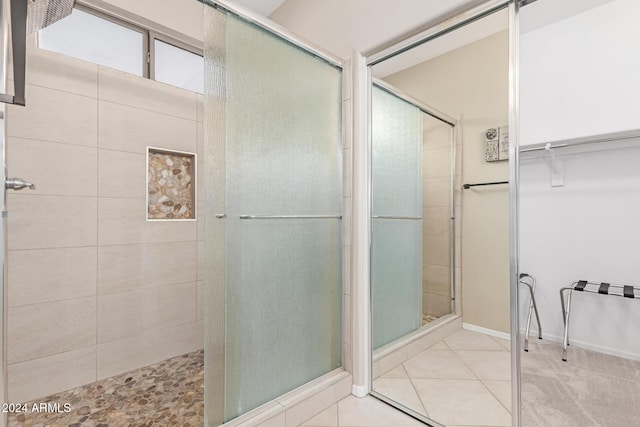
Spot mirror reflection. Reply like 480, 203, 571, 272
370, 7, 511, 426
519, 0, 640, 426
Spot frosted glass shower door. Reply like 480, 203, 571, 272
371, 86, 423, 349
204, 6, 343, 425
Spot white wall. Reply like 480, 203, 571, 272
520, 0, 640, 146
519, 0, 640, 358
520, 146, 640, 359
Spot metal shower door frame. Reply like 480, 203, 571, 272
200, 0, 346, 425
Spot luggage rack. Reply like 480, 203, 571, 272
520, 273, 542, 352
560, 280, 639, 361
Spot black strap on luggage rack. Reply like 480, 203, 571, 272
560, 280, 639, 361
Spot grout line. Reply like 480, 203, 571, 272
99, 98, 199, 124
19, 81, 98, 102
96, 64, 101, 383
8, 193, 97, 199
403, 363, 430, 418
7, 240, 199, 253
479, 378, 512, 414
6, 135, 98, 151
8, 343, 97, 368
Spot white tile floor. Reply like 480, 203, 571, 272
370, 328, 512, 427
301, 395, 425, 426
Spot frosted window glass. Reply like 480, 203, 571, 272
371, 86, 423, 349
39, 9, 143, 76
154, 40, 204, 94
204, 9, 343, 423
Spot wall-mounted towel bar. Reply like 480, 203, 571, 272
462, 181, 509, 189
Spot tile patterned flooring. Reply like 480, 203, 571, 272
7, 329, 640, 426
371, 328, 513, 427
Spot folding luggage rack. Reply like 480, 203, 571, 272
520, 273, 542, 352
560, 280, 639, 361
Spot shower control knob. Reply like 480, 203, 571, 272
5, 177, 35, 191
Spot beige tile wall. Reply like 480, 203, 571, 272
421, 115, 459, 318
6, 42, 203, 402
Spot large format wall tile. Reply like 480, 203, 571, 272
8, 296, 96, 364
197, 241, 204, 281
423, 264, 451, 296
196, 94, 204, 123
98, 149, 146, 199
422, 207, 450, 236
423, 177, 451, 208
98, 241, 197, 294
8, 138, 97, 197
98, 198, 196, 245
9, 247, 97, 307
26, 47, 98, 97
97, 320, 202, 380
197, 281, 204, 321
423, 146, 452, 178
8, 347, 96, 403
8, 194, 97, 250
7, 85, 97, 147
98, 101, 197, 154
423, 234, 450, 267
97, 282, 197, 344
99, 66, 197, 121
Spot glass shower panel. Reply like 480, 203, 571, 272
204, 6, 343, 424
371, 86, 422, 349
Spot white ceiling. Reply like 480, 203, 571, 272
229, 0, 286, 16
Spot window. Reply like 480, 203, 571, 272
39, 8, 145, 76
153, 39, 204, 94
37, 7, 204, 94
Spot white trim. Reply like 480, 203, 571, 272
351, 384, 368, 398
463, 322, 511, 341
523, 331, 640, 362
350, 50, 371, 396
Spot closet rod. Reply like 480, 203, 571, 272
519, 129, 640, 154
462, 181, 509, 189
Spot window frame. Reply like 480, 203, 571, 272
148, 31, 204, 83
37, 3, 204, 91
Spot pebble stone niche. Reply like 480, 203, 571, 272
147, 148, 196, 220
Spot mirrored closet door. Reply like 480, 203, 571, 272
368, 3, 512, 426
517, 0, 640, 426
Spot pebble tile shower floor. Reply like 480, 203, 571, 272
8, 351, 204, 427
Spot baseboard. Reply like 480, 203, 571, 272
463, 322, 511, 341
523, 329, 640, 362
351, 384, 368, 398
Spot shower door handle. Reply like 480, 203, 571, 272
239, 215, 342, 220
6, 177, 35, 190
215, 214, 226, 219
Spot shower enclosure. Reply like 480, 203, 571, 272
203, 2, 345, 424
371, 83, 457, 351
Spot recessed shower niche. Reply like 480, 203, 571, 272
147, 147, 197, 220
